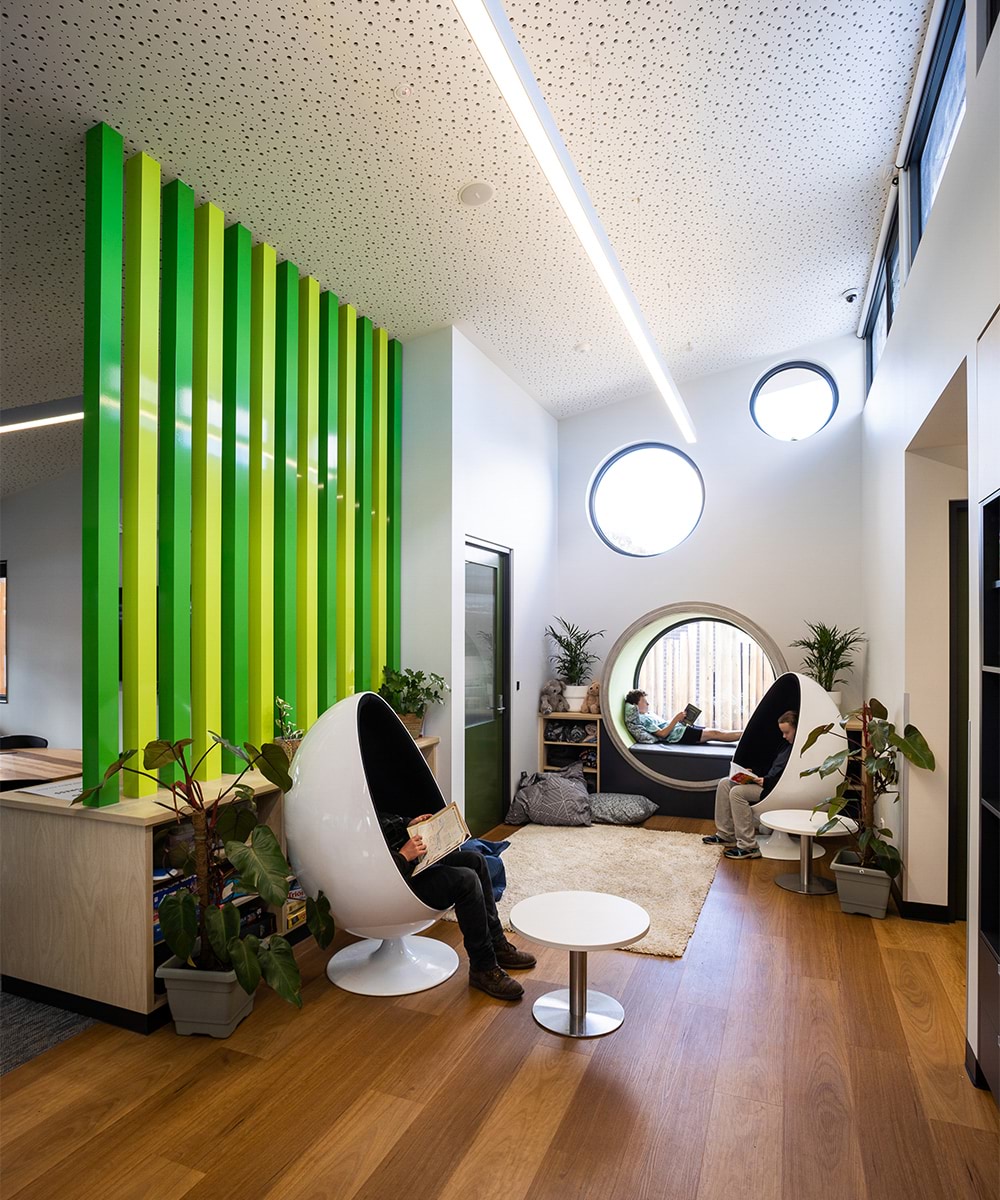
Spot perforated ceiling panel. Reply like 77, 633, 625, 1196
2, 0, 929, 459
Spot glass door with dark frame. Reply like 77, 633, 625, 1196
464, 543, 509, 837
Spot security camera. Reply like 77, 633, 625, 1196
842, 288, 860, 304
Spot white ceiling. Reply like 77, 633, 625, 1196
1, 0, 929, 492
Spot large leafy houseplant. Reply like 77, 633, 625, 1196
790, 621, 866, 692
800, 698, 935, 878
377, 667, 450, 718
544, 618, 605, 686
75, 735, 334, 1006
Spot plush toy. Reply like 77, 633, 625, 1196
581, 680, 601, 714
539, 678, 569, 715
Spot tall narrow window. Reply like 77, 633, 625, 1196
864, 211, 898, 391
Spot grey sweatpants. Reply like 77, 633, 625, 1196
714, 778, 762, 849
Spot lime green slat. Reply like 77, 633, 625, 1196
387, 338, 403, 671
317, 290, 340, 712
296, 276, 320, 728
192, 203, 225, 782
221, 223, 252, 772
121, 152, 161, 799
82, 123, 123, 806
248, 243, 276, 749
370, 327, 389, 688
273, 261, 299, 719
158, 180, 195, 783
354, 315, 374, 692
336, 304, 357, 698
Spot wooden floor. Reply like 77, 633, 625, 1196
2, 816, 997, 1200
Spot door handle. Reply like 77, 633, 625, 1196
494, 695, 506, 715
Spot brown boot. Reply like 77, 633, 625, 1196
469, 966, 524, 1000
493, 935, 536, 970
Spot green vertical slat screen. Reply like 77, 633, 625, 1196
248, 243, 276, 749
191, 203, 225, 782
387, 338, 403, 671
158, 180, 195, 781
273, 261, 299, 719
354, 315, 374, 692
80, 124, 403, 798
371, 327, 389, 689
221, 223, 252, 771
121, 152, 161, 797
297, 277, 320, 728
336, 304, 357, 698
317, 290, 340, 712
82, 123, 123, 805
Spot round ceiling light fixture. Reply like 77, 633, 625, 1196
459, 181, 495, 207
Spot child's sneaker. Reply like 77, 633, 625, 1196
723, 845, 761, 860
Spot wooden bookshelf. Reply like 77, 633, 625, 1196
538, 711, 602, 788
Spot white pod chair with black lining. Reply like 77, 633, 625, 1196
284, 691, 459, 995
730, 672, 845, 859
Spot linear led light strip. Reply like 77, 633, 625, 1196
0, 411, 84, 434
453, 0, 696, 443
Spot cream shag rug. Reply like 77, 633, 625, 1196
443, 824, 721, 957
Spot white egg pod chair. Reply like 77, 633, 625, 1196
284, 691, 459, 995
730, 672, 845, 859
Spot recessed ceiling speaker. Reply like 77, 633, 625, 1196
459, 181, 495, 207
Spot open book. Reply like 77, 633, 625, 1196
407, 803, 471, 876
681, 703, 702, 725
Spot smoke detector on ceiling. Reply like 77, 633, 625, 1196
393, 84, 414, 101
459, 181, 495, 207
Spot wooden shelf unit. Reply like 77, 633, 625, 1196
538, 711, 602, 788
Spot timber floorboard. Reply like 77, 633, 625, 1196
1, 816, 996, 1200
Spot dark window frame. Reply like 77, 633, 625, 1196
864, 210, 899, 392
748, 360, 839, 439
906, 0, 967, 260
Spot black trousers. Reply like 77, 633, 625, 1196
408, 850, 503, 972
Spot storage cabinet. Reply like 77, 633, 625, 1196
538, 712, 601, 789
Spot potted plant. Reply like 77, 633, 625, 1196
275, 695, 304, 761
544, 618, 605, 711
800, 698, 935, 918
377, 667, 450, 737
75, 735, 335, 1037
790, 621, 866, 710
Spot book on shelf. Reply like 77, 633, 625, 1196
407, 803, 471, 876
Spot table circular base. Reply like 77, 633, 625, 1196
532, 988, 625, 1038
775, 873, 836, 895
759, 830, 825, 860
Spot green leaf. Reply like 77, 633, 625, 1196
894, 725, 935, 771
144, 740, 182, 771
210, 732, 249, 763
799, 724, 834, 755
167, 843, 196, 874
258, 935, 302, 1007
225, 825, 291, 907
158, 890, 198, 962
868, 698, 888, 720
216, 803, 258, 847
205, 902, 240, 965
306, 891, 335, 949
71, 783, 106, 806
256, 743, 294, 793
816, 749, 850, 778
104, 749, 137, 780
228, 935, 262, 995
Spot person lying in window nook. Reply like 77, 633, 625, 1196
376, 809, 536, 1001
624, 690, 742, 745
703, 709, 798, 860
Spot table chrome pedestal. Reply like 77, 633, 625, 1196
533, 950, 624, 1038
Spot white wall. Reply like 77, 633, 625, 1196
401, 327, 559, 808
0, 467, 82, 746
557, 333, 867, 709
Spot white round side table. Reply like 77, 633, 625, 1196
759, 810, 858, 895
510, 890, 650, 1038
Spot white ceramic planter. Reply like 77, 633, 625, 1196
564, 685, 588, 713
156, 954, 255, 1037
830, 849, 892, 919
826, 690, 843, 712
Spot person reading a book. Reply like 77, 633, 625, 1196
624, 690, 742, 745
703, 710, 798, 860
376, 810, 536, 1001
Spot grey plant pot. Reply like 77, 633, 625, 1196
155, 953, 255, 1038
830, 849, 893, 919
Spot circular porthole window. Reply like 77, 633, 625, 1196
750, 361, 839, 441
589, 442, 705, 557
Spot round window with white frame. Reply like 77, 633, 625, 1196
589, 442, 705, 557
749, 361, 839, 441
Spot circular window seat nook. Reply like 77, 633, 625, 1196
629, 740, 735, 782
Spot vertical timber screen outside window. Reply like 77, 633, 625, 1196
81, 122, 403, 798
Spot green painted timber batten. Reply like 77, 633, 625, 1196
370, 327, 389, 688
296, 276, 320, 728
82, 123, 124, 805
354, 315, 374, 692
158, 180, 195, 783
387, 338, 403, 670
317, 290, 340, 711
191, 203, 225, 781
273, 261, 299, 719
221, 223, 252, 771
248, 243, 276, 748
121, 152, 161, 798
336, 304, 357, 697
